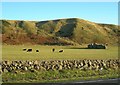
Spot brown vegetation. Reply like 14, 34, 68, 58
1, 18, 120, 45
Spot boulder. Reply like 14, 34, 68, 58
58, 65, 62, 70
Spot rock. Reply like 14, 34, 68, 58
54, 65, 59, 70
5, 61, 10, 65
96, 65, 99, 71
30, 69, 35, 72
58, 65, 62, 70
3, 68, 9, 73
28, 66, 32, 70
34, 60, 39, 65
40, 66, 46, 71
1, 59, 119, 72
23, 67, 28, 71
34, 65, 40, 70
28, 61, 33, 65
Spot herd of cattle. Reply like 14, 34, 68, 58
23, 48, 64, 53
22, 43, 107, 53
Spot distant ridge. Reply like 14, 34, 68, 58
0, 18, 120, 45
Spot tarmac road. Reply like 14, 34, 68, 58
2, 78, 120, 85
74, 78, 120, 83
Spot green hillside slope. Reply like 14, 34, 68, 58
1, 18, 119, 45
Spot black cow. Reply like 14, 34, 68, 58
27, 49, 32, 52
23, 48, 26, 51
36, 50, 39, 52
59, 50, 63, 53
52, 48, 55, 52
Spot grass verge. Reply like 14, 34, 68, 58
2, 69, 119, 83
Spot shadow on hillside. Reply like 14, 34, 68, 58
65, 47, 88, 49
65, 47, 107, 49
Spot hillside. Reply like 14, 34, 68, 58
0, 18, 119, 45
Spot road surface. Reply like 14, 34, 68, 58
74, 78, 120, 83
2, 78, 120, 85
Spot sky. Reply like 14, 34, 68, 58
1, 0, 120, 2
1, 2, 118, 25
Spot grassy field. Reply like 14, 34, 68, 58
2, 45, 118, 61
2, 45, 119, 83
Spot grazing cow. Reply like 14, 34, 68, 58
23, 48, 26, 51
52, 48, 55, 52
27, 49, 32, 52
36, 50, 39, 52
59, 50, 63, 53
